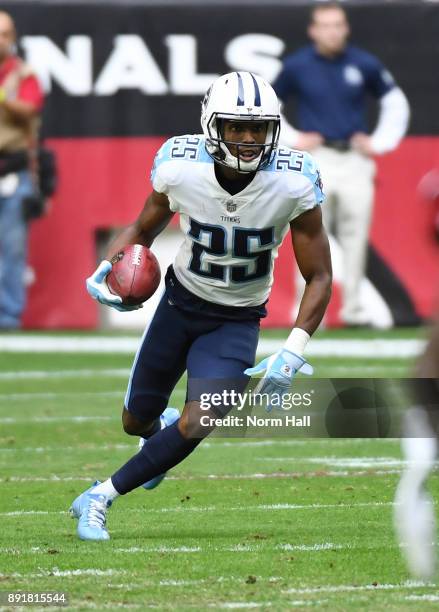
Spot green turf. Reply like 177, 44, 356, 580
0, 328, 437, 610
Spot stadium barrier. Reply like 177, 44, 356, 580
2, 0, 435, 328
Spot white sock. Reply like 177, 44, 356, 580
92, 478, 120, 500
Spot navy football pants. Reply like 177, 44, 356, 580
124, 291, 260, 422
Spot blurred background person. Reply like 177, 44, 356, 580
394, 324, 439, 580
418, 167, 439, 243
273, 1, 410, 327
0, 11, 44, 329
394, 171, 439, 580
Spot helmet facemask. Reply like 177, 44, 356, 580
205, 113, 280, 173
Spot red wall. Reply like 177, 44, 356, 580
22, 136, 439, 329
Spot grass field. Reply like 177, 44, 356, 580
1, 328, 438, 610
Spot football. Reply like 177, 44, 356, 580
107, 244, 161, 306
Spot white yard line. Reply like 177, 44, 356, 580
0, 444, 136, 453
405, 594, 439, 602
75, 604, 142, 610
0, 444, 134, 453
0, 364, 407, 382
214, 605, 269, 610
283, 580, 437, 595
171, 471, 403, 479
20, 545, 202, 554
0, 477, 98, 484
0, 391, 123, 403
0, 511, 63, 516
253, 501, 393, 510
9, 542, 396, 555
304, 457, 411, 469
0, 415, 117, 423
0, 566, 435, 601
303, 339, 423, 359
0, 569, 127, 578
287, 600, 328, 608
0, 439, 398, 451
277, 543, 344, 551
0, 335, 424, 358
4, 560, 435, 609
1, 448, 405, 463
0, 469, 402, 485
0, 572, 278, 589
0, 468, 402, 485
0, 369, 131, 380
0, 336, 142, 353
0, 500, 395, 518
262, 457, 416, 469
319, 365, 409, 372
115, 546, 201, 553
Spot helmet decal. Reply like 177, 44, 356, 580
249, 73, 261, 107
236, 72, 245, 107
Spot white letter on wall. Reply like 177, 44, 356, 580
225, 34, 285, 83
95, 35, 168, 95
20, 35, 92, 94
166, 35, 218, 94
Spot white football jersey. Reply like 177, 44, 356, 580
151, 135, 324, 307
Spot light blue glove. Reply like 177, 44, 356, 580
244, 349, 313, 412
86, 260, 142, 312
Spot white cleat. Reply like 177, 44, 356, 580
70, 481, 112, 541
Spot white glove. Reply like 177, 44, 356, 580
86, 260, 142, 312
245, 349, 313, 412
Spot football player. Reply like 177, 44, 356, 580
394, 322, 439, 579
70, 72, 332, 540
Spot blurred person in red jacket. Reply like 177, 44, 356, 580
0, 11, 44, 329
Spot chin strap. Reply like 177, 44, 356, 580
221, 145, 263, 173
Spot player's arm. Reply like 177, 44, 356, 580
245, 206, 332, 410
290, 205, 332, 334
105, 190, 174, 259
87, 190, 174, 311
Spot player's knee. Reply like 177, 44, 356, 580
177, 413, 192, 439
178, 402, 211, 439
122, 408, 146, 436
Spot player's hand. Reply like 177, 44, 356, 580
244, 349, 313, 412
295, 132, 324, 152
350, 132, 375, 156
86, 260, 142, 312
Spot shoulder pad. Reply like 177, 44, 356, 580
151, 136, 211, 182
158, 135, 206, 163
271, 148, 324, 203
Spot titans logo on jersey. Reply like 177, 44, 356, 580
151, 135, 324, 307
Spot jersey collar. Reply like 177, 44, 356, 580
312, 43, 348, 62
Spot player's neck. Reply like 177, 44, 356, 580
214, 163, 256, 196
